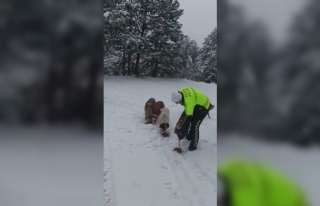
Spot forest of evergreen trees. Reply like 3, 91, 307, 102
3, 0, 318, 141
104, 0, 217, 83
218, 0, 320, 145
0, 0, 103, 129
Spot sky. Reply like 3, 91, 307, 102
230, 0, 306, 43
177, 0, 305, 46
178, 0, 217, 46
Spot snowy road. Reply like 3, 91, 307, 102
104, 76, 217, 206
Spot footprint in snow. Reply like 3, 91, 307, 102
164, 182, 173, 190
160, 165, 168, 170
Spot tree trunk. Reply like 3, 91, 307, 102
134, 53, 140, 76
122, 46, 126, 76
152, 43, 163, 77
152, 60, 159, 77
134, 1, 148, 77
83, 55, 102, 128
127, 51, 132, 75
62, 56, 75, 122
45, 64, 59, 123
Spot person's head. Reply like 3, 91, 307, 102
171, 92, 182, 104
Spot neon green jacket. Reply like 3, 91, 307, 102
218, 159, 308, 206
179, 87, 210, 116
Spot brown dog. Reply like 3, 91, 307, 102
152, 101, 165, 121
145, 98, 156, 123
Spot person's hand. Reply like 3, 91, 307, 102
176, 130, 184, 140
179, 133, 185, 140
175, 126, 187, 140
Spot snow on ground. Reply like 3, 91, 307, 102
0, 126, 103, 206
104, 76, 217, 206
218, 135, 320, 206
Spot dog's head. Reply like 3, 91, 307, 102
146, 98, 156, 106
148, 98, 156, 104
160, 123, 170, 131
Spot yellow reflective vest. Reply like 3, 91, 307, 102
218, 159, 308, 206
179, 87, 211, 116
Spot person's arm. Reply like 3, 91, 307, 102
175, 111, 191, 139
174, 90, 194, 138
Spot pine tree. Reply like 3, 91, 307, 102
142, 0, 183, 77
104, 0, 183, 77
196, 28, 217, 83
187, 39, 200, 79
217, 0, 264, 132
173, 35, 200, 80
104, 0, 132, 75
277, 0, 320, 143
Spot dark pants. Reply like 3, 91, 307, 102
184, 105, 209, 150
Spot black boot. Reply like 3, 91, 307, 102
186, 134, 192, 141
188, 141, 197, 151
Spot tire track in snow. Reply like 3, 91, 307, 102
106, 103, 214, 205
104, 93, 124, 206
158, 139, 212, 206
105, 95, 170, 206
105, 97, 193, 205
160, 134, 216, 206
104, 131, 117, 206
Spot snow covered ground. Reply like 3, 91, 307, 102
0, 126, 103, 206
218, 135, 320, 206
104, 76, 217, 206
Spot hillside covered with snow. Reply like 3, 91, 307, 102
104, 76, 217, 206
